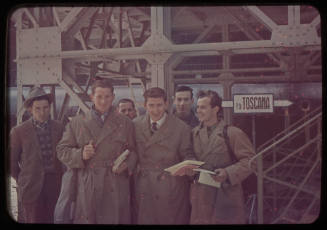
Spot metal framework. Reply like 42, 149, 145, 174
249, 105, 322, 223
10, 6, 321, 123
8, 5, 322, 223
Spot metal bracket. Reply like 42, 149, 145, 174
271, 24, 321, 47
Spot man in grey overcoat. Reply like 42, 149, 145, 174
133, 87, 194, 224
190, 90, 256, 224
9, 87, 64, 223
56, 79, 137, 224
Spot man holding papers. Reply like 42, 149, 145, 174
133, 87, 194, 224
190, 90, 256, 224
56, 78, 137, 224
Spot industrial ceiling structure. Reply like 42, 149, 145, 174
7, 5, 322, 224
9, 5, 321, 123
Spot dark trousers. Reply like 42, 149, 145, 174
21, 173, 60, 223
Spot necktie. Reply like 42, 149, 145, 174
151, 122, 158, 133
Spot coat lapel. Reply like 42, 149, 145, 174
82, 111, 103, 144
206, 121, 224, 152
140, 114, 152, 142
145, 114, 174, 149
198, 124, 210, 156
96, 110, 121, 146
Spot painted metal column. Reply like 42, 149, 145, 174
221, 75, 233, 125
143, 7, 171, 89
15, 10, 24, 125
221, 24, 233, 125
162, 7, 175, 106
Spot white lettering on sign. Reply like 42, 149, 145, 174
234, 94, 274, 113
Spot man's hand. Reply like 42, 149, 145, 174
211, 168, 228, 182
113, 161, 128, 174
82, 140, 96, 160
172, 165, 199, 176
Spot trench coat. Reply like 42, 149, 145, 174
56, 109, 137, 224
133, 113, 194, 224
190, 119, 255, 224
9, 118, 64, 204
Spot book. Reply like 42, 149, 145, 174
196, 170, 221, 188
193, 168, 216, 175
164, 160, 205, 175
112, 149, 130, 173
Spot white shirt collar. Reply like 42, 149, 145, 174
150, 112, 167, 129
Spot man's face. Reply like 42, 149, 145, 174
145, 97, 168, 122
30, 99, 51, 123
118, 102, 137, 119
91, 87, 115, 114
174, 91, 193, 118
196, 96, 219, 125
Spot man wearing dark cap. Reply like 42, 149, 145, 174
9, 87, 64, 223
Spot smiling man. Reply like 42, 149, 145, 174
9, 87, 64, 223
190, 90, 255, 224
117, 98, 137, 120
56, 78, 137, 224
133, 87, 194, 224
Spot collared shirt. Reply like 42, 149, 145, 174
32, 118, 50, 130
91, 105, 111, 127
206, 122, 218, 137
150, 112, 167, 130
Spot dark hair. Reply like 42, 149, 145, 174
27, 95, 51, 108
91, 78, 114, 95
175, 85, 193, 99
197, 90, 222, 108
143, 87, 167, 104
118, 98, 135, 109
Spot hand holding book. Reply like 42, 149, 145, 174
210, 168, 228, 183
164, 160, 205, 176
112, 149, 130, 174
192, 168, 221, 188
173, 164, 200, 176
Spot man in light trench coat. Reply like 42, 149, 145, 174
56, 78, 137, 224
190, 90, 256, 224
133, 87, 195, 224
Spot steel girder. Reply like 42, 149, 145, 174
11, 6, 321, 123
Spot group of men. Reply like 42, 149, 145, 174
9, 78, 255, 224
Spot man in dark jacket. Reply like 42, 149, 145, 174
173, 85, 199, 128
9, 87, 64, 223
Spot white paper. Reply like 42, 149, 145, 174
198, 171, 221, 188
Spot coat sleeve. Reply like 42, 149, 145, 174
224, 126, 256, 186
9, 127, 22, 181
178, 123, 196, 161
125, 120, 138, 174
56, 120, 85, 169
